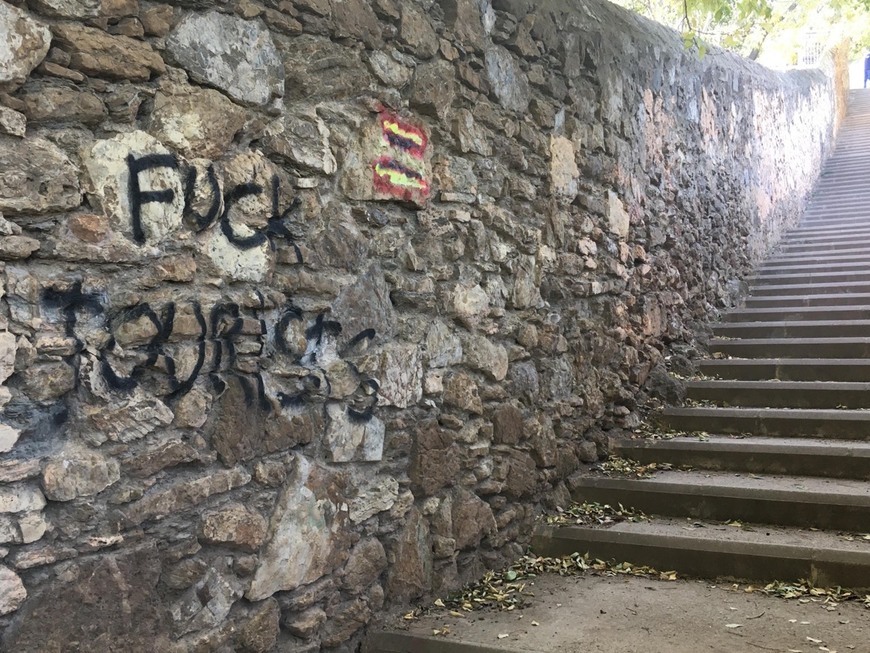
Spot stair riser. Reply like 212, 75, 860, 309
699, 362, 870, 382
751, 274, 870, 285
531, 529, 870, 591
365, 633, 506, 653
744, 295, 870, 308
711, 341, 870, 358
749, 284, 870, 297
764, 254, 870, 267
613, 444, 870, 480
686, 385, 870, 408
571, 486, 870, 532
714, 324, 870, 338
659, 413, 870, 440
723, 309, 870, 322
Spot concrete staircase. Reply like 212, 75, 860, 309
364, 93, 870, 653
533, 91, 870, 590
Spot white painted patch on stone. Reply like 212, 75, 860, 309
606, 190, 630, 239
203, 227, 269, 283
323, 402, 385, 463
82, 131, 184, 246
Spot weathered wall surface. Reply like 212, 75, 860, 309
0, 0, 839, 649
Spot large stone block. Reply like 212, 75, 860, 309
2, 544, 171, 650
247, 455, 350, 600
167, 11, 284, 106
0, 136, 80, 215
0, 2, 50, 89
52, 23, 164, 81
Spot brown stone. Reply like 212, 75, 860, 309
409, 420, 460, 497
235, 598, 280, 653
282, 606, 326, 639
441, 0, 486, 51
399, 2, 438, 58
2, 544, 171, 652
51, 23, 165, 82
386, 507, 431, 602
411, 59, 456, 119
330, 0, 382, 47
503, 451, 537, 499
41, 445, 120, 501
342, 537, 387, 592
139, 4, 173, 36
206, 375, 320, 466
67, 212, 108, 243
442, 371, 483, 415
491, 403, 524, 445
21, 362, 76, 402
19, 84, 106, 125
321, 599, 371, 648
199, 502, 268, 552
451, 488, 497, 550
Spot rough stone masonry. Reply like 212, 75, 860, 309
0, 0, 842, 649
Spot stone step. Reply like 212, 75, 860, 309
748, 280, 870, 296
759, 259, 870, 274
532, 521, 870, 590
710, 336, 870, 358
781, 233, 870, 247
713, 320, 870, 338
659, 406, 870, 440
699, 358, 870, 381
685, 379, 870, 408
723, 305, 870, 322
787, 222, 870, 236
750, 270, 870, 285
764, 250, 870, 266
613, 435, 870, 480
744, 293, 870, 308
779, 241, 870, 254
569, 472, 870, 531
366, 572, 870, 653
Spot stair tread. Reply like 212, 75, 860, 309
617, 434, 870, 454
543, 519, 870, 555
663, 406, 870, 420
687, 379, 870, 390
575, 470, 870, 503
368, 573, 870, 653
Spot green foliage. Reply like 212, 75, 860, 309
613, 0, 870, 61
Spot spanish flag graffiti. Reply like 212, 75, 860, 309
372, 112, 430, 202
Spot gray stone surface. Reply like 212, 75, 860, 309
167, 11, 284, 106
0, 136, 80, 214
0, 1, 50, 89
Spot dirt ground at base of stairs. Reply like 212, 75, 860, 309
383, 573, 870, 653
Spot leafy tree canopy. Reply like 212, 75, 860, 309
611, 0, 870, 63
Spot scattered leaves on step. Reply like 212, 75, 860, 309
725, 623, 743, 628
422, 552, 677, 616
733, 579, 870, 610
543, 501, 647, 527
597, 457, 673, 478
497, 633, 510, 639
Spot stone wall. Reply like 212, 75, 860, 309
0, 0, 840, 649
